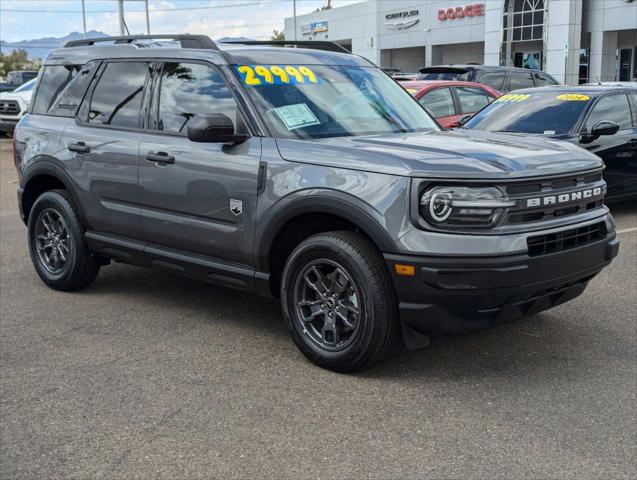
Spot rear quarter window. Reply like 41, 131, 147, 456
32, 65, 83, 116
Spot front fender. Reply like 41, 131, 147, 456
254, 188, 401, 271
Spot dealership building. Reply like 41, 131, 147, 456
284, 0, 637, 84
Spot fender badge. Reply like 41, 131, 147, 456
230, 199, 243, 216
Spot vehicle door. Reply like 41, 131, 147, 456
580, 92, 637, 199
450, 86, 495, 127
417, 86, 458, 128
138, 60, 261, 267
506, 70, 534, 92
62, 60, 150, 240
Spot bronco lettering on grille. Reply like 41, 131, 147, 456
526, 187, 603, 208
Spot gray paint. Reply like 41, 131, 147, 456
15, 42, 614, 297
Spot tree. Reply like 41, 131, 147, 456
0, 49, 38, 76
271, 29, 285, 41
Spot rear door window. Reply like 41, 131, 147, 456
32, 65, 82, 115
509, 71, 534, 90
455, 86, 493, 114
418, 87, 455, 117
476, 71, 505, 91
584, 94, 632, 131
533, 72, 558, 86
87, 61, 150, 128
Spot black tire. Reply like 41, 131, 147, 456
27, 189, 100, 291
280, 231, 398, 372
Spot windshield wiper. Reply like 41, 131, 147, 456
368, 100, 409, 133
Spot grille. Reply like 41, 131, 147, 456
504, 173, 605, 225
0, 100, 20, 116
527, 222, 606, 257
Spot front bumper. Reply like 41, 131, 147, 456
386, 228, 619, 336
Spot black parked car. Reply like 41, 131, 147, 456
417, 65, 559, 93
463, 86, 637, 202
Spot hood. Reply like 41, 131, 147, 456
0, 90, 32, 102
275, 129, 603, 179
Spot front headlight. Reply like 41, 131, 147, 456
420, 186, 515, 229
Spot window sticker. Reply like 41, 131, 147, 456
556, 93, 590, 101
495, 93, 530, 103
235, 65, 321, 86
543, 130, 556, 135
273, 103, 320, 130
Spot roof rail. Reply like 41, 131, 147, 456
64, 34, 218, 50
220, 40, 351, 54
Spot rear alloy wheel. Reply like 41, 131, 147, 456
281, 231, 398, 372
28, 190, 101, 291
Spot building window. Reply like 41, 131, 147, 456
503, 0, 544, 42
579, 49, 589, 84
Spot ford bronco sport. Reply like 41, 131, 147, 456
14, 35, 619, 371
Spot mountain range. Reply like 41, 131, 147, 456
1, 32, 256, 60
1, 31, 109, 59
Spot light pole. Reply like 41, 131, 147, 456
81, 0, 87, 37
293, 0, 297, 41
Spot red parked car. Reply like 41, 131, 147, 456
401, 80, 501, 128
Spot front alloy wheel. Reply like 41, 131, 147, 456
281, 231, 398, 372
293, 259, 362, 351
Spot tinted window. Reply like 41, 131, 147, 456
533, 72, 558, 86
631, 93, 637, 126
509, 71, 534, 90
155, 62, 237, 135
417, 70, 471, 81
465, 92, 590, 135
47, 62, 98, 117
32, 65, 81, 115
585, 94, 632, 131
455, 86, 493, 113
419, 87, 455, 117
88, 62, 149, 128
478, 71, 506, 90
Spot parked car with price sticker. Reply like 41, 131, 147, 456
463, 86, 637, 202
13, 35, 618, 371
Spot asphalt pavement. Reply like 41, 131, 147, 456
1, 137, 636, 479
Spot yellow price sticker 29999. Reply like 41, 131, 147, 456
495, 93, 530, 103
235, 65, 320, 86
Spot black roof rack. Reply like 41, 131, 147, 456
64, 34, 218, 50
220, 40, 351, 54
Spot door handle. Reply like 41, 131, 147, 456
146, 152, 175, 165
68, 142, 90, 154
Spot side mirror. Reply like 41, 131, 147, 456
580, 120, 620, 144
458, 114, 473, 127
590, 120, 620, 137
187, 113, 249, 143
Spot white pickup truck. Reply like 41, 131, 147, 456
0, 79, 36, 135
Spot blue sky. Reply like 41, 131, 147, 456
0, 0, 362, 42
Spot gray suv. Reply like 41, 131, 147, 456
14, 35, 618, 371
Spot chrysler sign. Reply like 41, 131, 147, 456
385, 9, 420, 30
438, 4, 484, 21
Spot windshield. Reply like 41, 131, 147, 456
464, 92, 591, 135
14, 79, 36, 93
234, 64, 438, 139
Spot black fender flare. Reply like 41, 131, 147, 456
20, 158, 88, 227
254, 189, 398, 272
